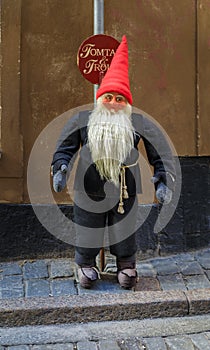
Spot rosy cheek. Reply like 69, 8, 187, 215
117, 104, 126, 110
103, 102, 114, 110
102, 101, 110, 107
116, 101, 127, 109
103, 102, 124, 111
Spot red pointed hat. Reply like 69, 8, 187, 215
96, 35, 133, 105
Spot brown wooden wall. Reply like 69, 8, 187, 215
0, 0, 210, 203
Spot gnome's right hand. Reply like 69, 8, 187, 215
53, 164, 68, 192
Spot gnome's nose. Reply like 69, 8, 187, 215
105, 100, 124, 112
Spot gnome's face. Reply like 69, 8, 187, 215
87, 93, 134, 186
101, 92, 128, 112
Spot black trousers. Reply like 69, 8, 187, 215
73, 192, 138, 267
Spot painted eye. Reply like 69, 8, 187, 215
116, 95, 126, 103
105, 94, 113, 102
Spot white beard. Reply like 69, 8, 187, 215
88, 98, 134, 186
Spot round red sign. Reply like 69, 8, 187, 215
77, 34, 120, 84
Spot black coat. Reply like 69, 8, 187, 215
51, 110, 176, 197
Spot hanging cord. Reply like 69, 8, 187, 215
117, 160, 138, 214
156, 202, 163, 255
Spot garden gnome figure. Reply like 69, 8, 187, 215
51, 35, 175, 289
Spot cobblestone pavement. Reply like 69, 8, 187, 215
1, 334, 210, 350
1, 315, 210, 349
1, 248, 210, 349
1, 248, 210, 298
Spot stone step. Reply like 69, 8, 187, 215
1, 288, 210, 327
1, 314, 210, 348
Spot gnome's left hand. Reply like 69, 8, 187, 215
53, 164, 68, 193
155, 182, 172, 204
151, 173, 173, 204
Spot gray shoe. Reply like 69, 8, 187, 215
117, 268, 138, 289
77, 267, 100, 289
117, 258, 138, 289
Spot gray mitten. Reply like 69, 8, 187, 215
151, 172, 174, 204
53, 164, 68, 192
155, 182, 172, 204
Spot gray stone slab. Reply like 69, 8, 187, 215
195, 249, 210, 258
8, 346, 30, 350
205, 270, 210, 280
197, 257, 210, 269
0, 275, 23, 299
173, 253, 195, 263
178, 261, 204, 275
51, 279, 77, 296
23, 261, 49, 279
136, 263, 157, 277
98, 340, 121, 350
198, 248, 210, 254
120, 338, 145, 349
150, 257, 175, 267
0, 262, 22, 276
77, 279, 130, 295
165, 336, 195, 350
158, 274, 186, 291
190, 333, 210, 349
77, 341, 98, 350
31, 345, 74, 350
184, 274, 210, 290
152, 261, 180, 276
25, 279, 50, 297
195, 250, 210, 269
135, 277, 161, 291
143, 337, 167, 350
49, 260, 74, 278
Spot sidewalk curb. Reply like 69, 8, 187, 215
1, 315, 210, 346
1, 289, 210, 327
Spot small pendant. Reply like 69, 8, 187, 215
122, 186, 129, 199
117, 202, 125, 214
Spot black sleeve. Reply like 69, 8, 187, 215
141, 115, 176, 191
142, 137, 175, 189
51, 113, 81, 174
